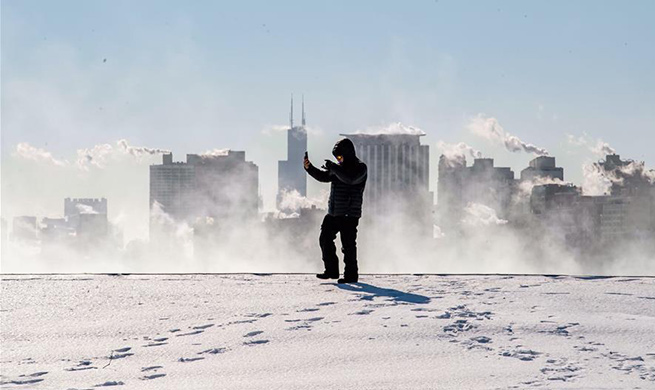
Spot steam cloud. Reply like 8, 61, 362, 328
516, 176, 574, 202
76, 204, 99, 215
15, 140, 170, 171
621, 161, 655, 184
582, 160, 655, 196
261, 124, 321, 136
262, 124, 294, 135
277, 189, 329, 218
15, 143, 68, 167
355, 122, 426, 136
569, 134, 654, 194
566, 134, 616, 157
150, 201, 194, 258
117, 139, 171, 157
76, 143, 114, 170
462, 203, 508, 227
468, 114, 549, 156
437, 141, 483, 167
201, 149, 230, 157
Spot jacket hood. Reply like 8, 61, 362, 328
332, 138, 357, 161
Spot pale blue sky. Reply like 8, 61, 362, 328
2, 0, 654, 239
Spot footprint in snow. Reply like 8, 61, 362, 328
244, 313, 272, 318
351, 310, 373, 315
500, 349, 541, 361
113, 347, 131, 353
140, 373, 166, 380
541, 323, 579, 337
94, 380, 125, 386
574, 345, 597, 352
198, 348, 227, 355
141, 366, 163, 372
0, 377, 45, 386
244, 339, 269, 346
66, 360, 97, 372
175, 330, 204, 337
143, 342, 167, 347
286, 324, 313, 331
244, 331, 264, 337
192, 324, 214, 330
297, 308, 320, 312
540, 358, 582, 382
229, 319, 258, 325
286, 317, 323, 323
109, 352, 133, 360
14, 371, 48, 378
178, 357, 205, 363
603, 352, 654, 381
317, 302, 336, 306
443, 319, 475, 335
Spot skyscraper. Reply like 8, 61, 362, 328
277, 95, 308, 210
341, 133, 433, 235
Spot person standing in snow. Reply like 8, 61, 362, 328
304, 138, 367, 284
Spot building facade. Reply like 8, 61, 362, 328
342, 133, 433, 234
150, 151, 259, 238
437, 156, 515, 228
64, 198, 108, 231
520, 156, 564, 182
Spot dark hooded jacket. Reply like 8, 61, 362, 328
305, 138, 367, 218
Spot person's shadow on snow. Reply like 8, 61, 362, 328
336, 282, 430, 304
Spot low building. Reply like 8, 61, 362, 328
437, 157, 515, 229
150, 151, 259, 242
520, 156, 564, 182
64, 198, 108, 231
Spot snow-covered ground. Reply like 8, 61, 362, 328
1, 274, 654, 389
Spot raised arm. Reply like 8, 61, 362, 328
305, 163, 332, 183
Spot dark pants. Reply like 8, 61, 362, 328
319, 214, 360, 277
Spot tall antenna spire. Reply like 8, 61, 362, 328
301, 94, 306, 127
290, 94, 294, 129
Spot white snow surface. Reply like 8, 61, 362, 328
1, 274, 654, 389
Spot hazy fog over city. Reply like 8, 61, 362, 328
2, 1, 654, 274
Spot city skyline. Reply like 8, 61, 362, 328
2, 1, 654, 243
4, 114, 655, 243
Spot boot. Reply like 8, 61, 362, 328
337, 275, 358, 284
316, 271, 339, 280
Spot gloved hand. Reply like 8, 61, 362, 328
323, 159, 336, 171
